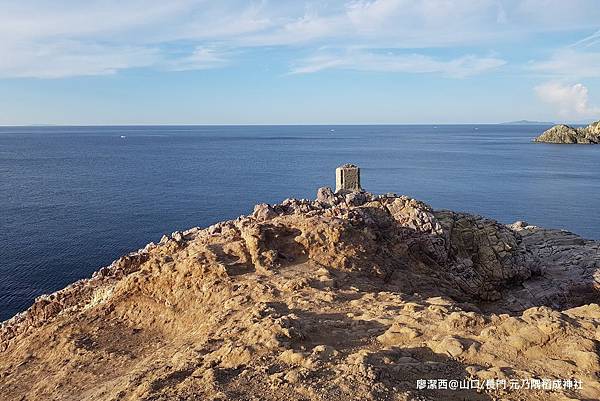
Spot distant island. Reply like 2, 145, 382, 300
500, 120, 554, 125
534, 120, 600, 144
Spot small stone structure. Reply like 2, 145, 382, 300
335, 164, 361, 192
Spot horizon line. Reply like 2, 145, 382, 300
0, 121, 561, 128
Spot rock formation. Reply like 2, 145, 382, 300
534, 120, 600, 144
1, 190, 599, 401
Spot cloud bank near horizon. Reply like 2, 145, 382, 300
535, 82, 600, 119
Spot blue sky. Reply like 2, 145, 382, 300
1, 0, 600, 125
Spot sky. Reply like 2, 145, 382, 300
1, 0, 600, 125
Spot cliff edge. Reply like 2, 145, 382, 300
1, 189, 599, 401
534, 121, 600, 144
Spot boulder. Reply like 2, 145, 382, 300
534, 120, 600, 144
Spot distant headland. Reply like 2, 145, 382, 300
500, 120, 554, 125
534, 120, 600, 144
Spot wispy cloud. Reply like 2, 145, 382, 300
0, 41, 160, 78
535, 81, 600, 118
0, 0, 254, 78
570, 29, 600, 48
164, 47, 230, 72
529, 49, 600, 79
2, 1, 600, 78
290, 50, 506, 77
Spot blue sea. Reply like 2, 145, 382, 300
2, 125, 600, 321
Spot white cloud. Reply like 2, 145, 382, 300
0, 1, 193, 41
290, 50, 506, 77
245, 1, 505, 48
0, 0, 255, 78
530, 49, 600, 78
515, 0, 600, 28
535, 81, 600, 118
164, 47, 230, 71
2, 1, 600, 78
570, 29, 600, 48
0, 41, 160, 78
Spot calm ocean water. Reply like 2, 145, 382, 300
1, 124, 600, 321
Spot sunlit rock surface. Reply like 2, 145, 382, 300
534, 121, 600, 144
1, 190, 599, 401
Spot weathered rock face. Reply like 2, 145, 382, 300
1, 189, 599, 401
534, 120, 600, 144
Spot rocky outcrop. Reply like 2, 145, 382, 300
0, 190, 599, 401
534, 120, 600, 143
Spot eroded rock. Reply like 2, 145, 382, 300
1, 190, 599, 401
534, 120, 600, 144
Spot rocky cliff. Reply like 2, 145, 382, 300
534, 121, 600, 144
1, 189, 599, 401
